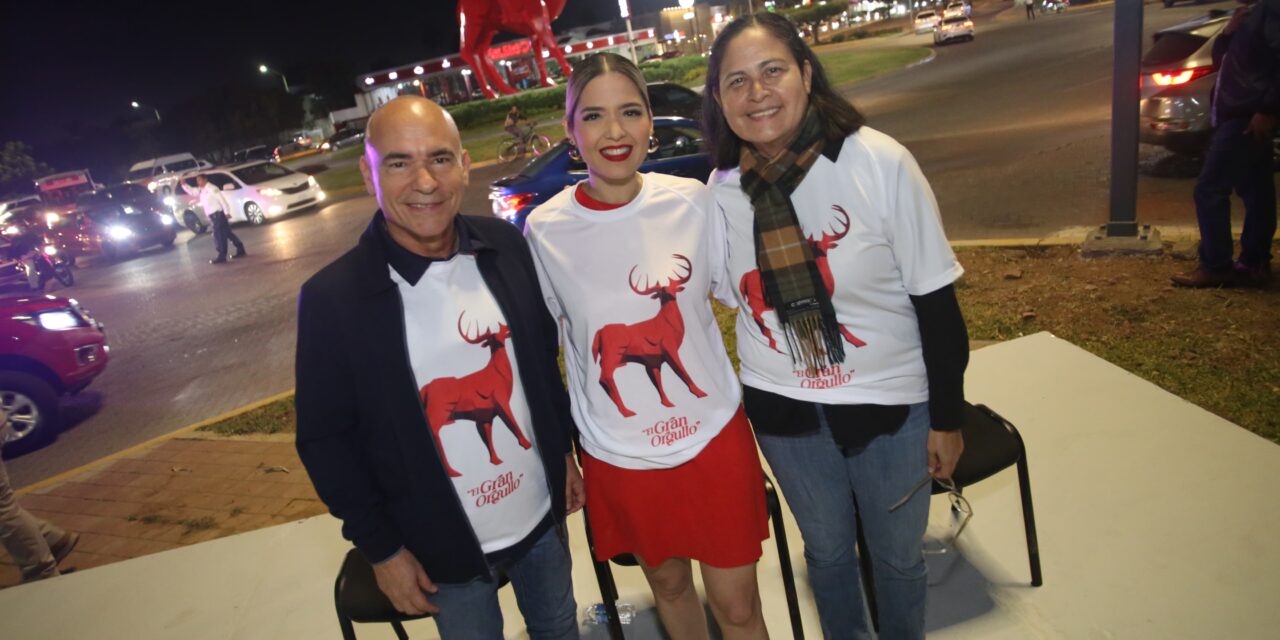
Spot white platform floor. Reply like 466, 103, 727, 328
1, 332, 1277, 639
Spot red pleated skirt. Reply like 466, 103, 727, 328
581, 407, 769, 568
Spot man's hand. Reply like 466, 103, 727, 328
927, 429, 964, 480
1245, 112, 1277, 140
565, 454, 586, 514
372, 548, 440, 615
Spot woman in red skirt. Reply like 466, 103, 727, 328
524, 52, 770, 639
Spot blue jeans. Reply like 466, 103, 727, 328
756, 402, 930, 640
430, 526, 579, 639
1193, 116, 1277, 271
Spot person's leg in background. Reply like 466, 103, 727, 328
1233, 122, 1276, 284
1176, 118, 1251, 286
0, 451, 77, 582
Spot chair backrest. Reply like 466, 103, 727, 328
335, 548, 433, 625
933, 403, 1025, 494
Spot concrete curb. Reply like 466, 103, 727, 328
16, 389, 295, 495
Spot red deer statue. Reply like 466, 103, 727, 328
592, 254, 707, 418
457, 0, 574, 100
740, 205, 867, 353
421, 312, 533, 477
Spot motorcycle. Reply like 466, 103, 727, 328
14, 240, 75, 291
1043, 0, 1069, 13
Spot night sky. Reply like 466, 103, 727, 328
0, 0, 676, 149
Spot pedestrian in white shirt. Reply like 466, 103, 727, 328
196, 173, 246, 264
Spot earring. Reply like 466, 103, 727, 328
647, 136, 660, 154
567, 144, 582, 161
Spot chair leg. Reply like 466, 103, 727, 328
766, 480, 805, 640
855, 513, 879, 632
390, 621, 409, 640
1015, 453, 1044, 587
335, 570, 356, 640
582, 508, 626, 640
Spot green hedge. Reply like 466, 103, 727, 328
445, 56, 712, 129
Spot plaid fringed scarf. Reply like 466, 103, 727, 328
739, 108, 845, 373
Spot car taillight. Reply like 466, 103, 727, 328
490, 192, 534, 222
1147, 66, 1212, 87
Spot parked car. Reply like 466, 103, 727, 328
125, 153, 211, 194
273, 140, 324, 163
321, 128, 365, 152
647, 82, 703, 120
488, 116, 710, 229
914, 10, 941, 33
640, 51, 682, 64
231, 146, 273, 164
0, 195, 42, 217
943, 2, 971, 19
0, 294, 108, 447
79, 202, 178, 261
1139, 10, 1230, 156
180, 162, 326, 225
935, 16, 975, 44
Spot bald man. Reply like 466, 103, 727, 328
295, 97, 583, 638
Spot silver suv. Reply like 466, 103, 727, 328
1138, 10, 1229, 156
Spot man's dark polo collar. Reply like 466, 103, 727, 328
375, 213, 490, 286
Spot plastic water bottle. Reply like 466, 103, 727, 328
582, 602, 635, 625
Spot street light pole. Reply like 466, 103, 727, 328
258, 64, 291, 93
619, 0, 638, 65
130, 100, 161, 123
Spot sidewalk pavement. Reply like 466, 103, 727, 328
0, 434, 326, 588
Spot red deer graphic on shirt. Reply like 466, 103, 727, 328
592, 254, 707, 418
420, 313, 533, 478
740, 205, 867, 353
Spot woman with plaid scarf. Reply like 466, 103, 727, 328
702, 13, 970, 640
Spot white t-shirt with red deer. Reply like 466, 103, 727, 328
525, 172, 742, 470
393, 255, 550, 554
710, 127, 964, 404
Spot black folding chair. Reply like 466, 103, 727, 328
333, 548, 513, 639
586, 474, 805, 639
860, 402, 1043, 630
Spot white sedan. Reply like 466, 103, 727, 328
172, 162, 326, 227
934, 16, 974, 44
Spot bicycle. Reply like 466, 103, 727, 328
497, 121, 552, 163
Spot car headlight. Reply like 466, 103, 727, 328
106, 225, 133, 240
2, 225, 20, 236
122, 205, 136, 214
45, 212, 61, 226
321, 142, 331, 150
308, 176, 318, 187
11, 308, 84, 331
42, 244, 57, 256
38, 310, 80, 330
260, 188, 283, 197
160, 214, 175, 226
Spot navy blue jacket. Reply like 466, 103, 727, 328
1212, 0, 1280, 121
294, 212, 574, 583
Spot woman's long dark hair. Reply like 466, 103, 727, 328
701, 12, 865, 169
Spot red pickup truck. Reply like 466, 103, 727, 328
0, 294, 108, 448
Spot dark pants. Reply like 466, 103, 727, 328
1026, 3, 1035, 19
211, 212, 245, 259
1193, 117, 1278, 271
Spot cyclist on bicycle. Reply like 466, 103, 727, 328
504, 105, 531, 142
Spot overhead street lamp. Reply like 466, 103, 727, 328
258, 64, 291, 93
130, 100, 161, 123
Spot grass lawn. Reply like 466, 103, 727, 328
818, 47, 931, 86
